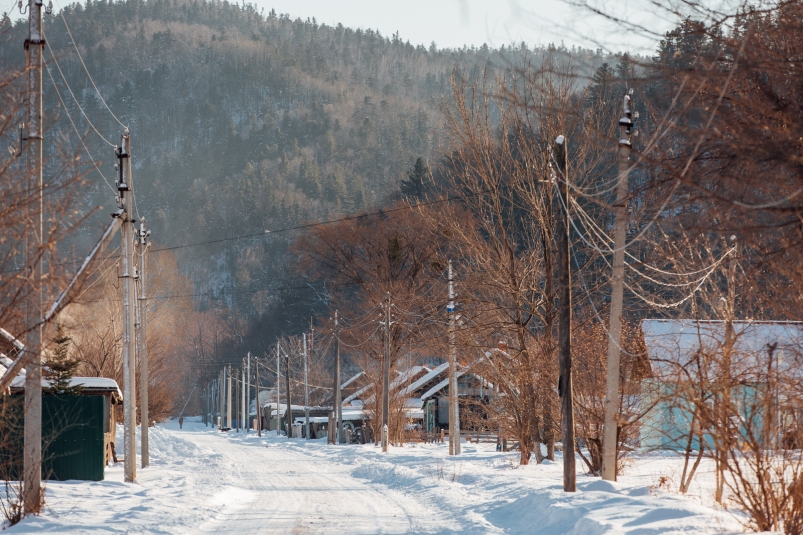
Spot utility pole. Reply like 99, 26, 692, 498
22, 0, 46, 512
219, 370, 224, 429
303, 334, 310, 439
117, 132, 138, 483
602, 91, 634, 482
447, 261, 461, 455
276, 340, 281, 435
284, 348, 292, 438
227, 364, 232, 430
255, 354, 261, 436
554, 135, 576, 492
236, 366, 241, 432
246, 353, 251, 432
382, 292, 391, 452
333, 311, 342, 444
136, 220, 151, 468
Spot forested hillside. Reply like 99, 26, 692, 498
2, 0, 609, 337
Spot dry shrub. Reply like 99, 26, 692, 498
573, 319, 648, 476
62, 249, 193, 422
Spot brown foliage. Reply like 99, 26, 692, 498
295, 205, 446, 443
573, 318, 648, 475
61, 250, 194, 422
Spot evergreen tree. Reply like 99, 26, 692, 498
44, 326, 83, 396
400, 157, 428, 200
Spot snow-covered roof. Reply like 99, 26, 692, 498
642, 319, 803, 381
399, 362, 448, 397
0, 328, 24, 351
342, 383, 372, 405
9, 376, 122, 399
363, 366, 430, 404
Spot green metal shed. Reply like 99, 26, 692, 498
3, 377, 122, 481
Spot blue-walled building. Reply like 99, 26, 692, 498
639, 320, 803, 451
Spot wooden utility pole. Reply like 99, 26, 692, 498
136, 220, 151, 468
23, 0, 45, 511
303, 334, 310, 439
553, 135, 576, 492
602, 91, 634, 482
447, 261, 461, 455
333, 311, 342, 444
382, 293, 390, 452
118, 132, 138, 482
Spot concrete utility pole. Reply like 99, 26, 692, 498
236, 366, 241, 432
447, 261, 461, 455
602, 91, 634, 482
117, 132, 138, 483
227, 365, 232, 430
333, 311, 342, 444
303, 334, 310, 439
246, 353, 251, 432
255, 354, 261, 436
284, 348, 292, 438
382, 293, 391, 452
136, 220, 151, 468
218, 370, 224, 429
23, 0, 47, 512
276, 341, 281, 435
553, 135, 576, 492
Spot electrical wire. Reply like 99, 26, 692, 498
44, 58, 116, 195
554, 180, 721, 311
568, 195, 734, 287
56, 4, 127, 130
43, 28, 115, 148
551, 173, 732, 291
149, 192, 475, 253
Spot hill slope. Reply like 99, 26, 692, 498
2, 0, 609, 326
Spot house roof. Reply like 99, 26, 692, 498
399, 362, 448, 397
9, 376, 123, 401
641, 319, 803, 381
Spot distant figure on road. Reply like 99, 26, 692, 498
179, 416, 184, 429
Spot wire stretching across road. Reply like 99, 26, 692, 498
148, 193, 474, 254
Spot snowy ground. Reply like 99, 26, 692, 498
3, 417, 760, 534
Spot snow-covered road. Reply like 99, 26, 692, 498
190, 429, 453, 534
5, 417, 749, 534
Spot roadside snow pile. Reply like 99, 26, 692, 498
115, 418, 212, 465
286, 439, 749, 535
4, 418, 756, 534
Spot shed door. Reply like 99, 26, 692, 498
438, 396, 449, 424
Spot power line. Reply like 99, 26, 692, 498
56, 3, 127, 129
44, 57, 116, 195
148, 193, 472, 253
0, 194, 474, 276
43, 27, 115, 148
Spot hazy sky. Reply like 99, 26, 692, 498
255, 0, 677, 54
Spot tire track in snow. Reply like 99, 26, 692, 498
187, 430, 453, 534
